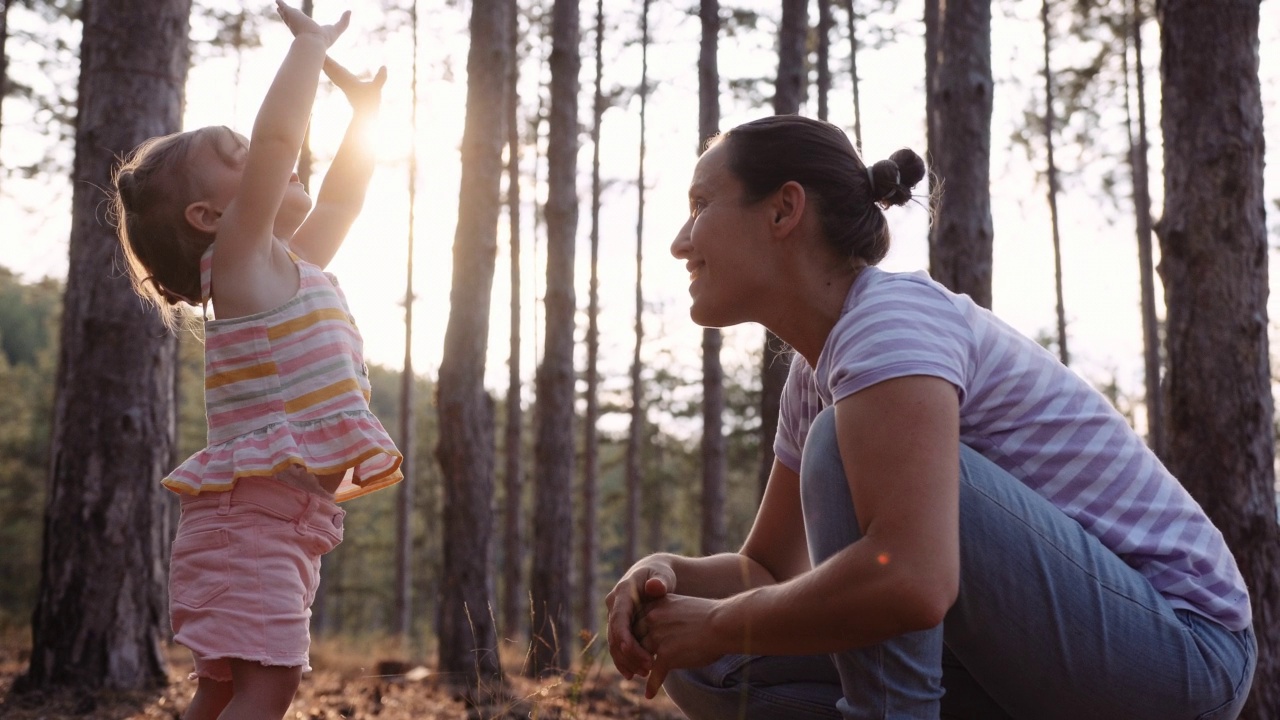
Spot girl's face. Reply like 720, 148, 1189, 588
193, 128, 312, 238
671, 141, 774, 328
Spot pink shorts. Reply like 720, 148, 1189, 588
170, 477, 344, 682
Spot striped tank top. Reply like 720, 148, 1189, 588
164, 244, 402, 502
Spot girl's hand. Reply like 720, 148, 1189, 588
324, 57, 387, 114
275, 0, 350, 48
632, 594, 730, 699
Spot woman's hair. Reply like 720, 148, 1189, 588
712, 115, 927, 265
109, 125, 231, 332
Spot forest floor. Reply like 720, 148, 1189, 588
0, 630, 685, 719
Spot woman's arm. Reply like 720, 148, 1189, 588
287, 58, 386, 268
635, 375, 962, 697
605, 459, 811, 679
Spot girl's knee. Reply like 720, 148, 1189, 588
229, 660, 302, 715
184, 677, 233, 720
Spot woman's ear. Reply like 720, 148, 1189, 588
768, 181, 807, 237
184, 201, 222, 234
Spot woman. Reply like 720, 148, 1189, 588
604, 115, 1255, 720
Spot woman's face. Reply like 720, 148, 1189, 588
671, 141, 774, 328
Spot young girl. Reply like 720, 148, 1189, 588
111, 4, 401, 718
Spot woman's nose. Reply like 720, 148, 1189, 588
671, 220, 692, 258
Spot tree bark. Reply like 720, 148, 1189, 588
624, 0, 650, 569
579, 0, 604, 639
21, 0, 191, 692
1124, 0, 1163, 457
847, 0, 863, 151
394, 0, 420, 644
817, 0, 831, 122
1040, 0, 1068, 364
500, 0, 525, 644
529, 0, 580, 677
925, 0, 993, 308
0, 0, 11, 177
1156, 2, 1277, 717
435, 0, 511, 694
699, 0, 726, 557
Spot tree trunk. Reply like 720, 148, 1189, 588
847, 0, 863, 151
21, 0, 191, 692
1040, 0, 1068, 364
394, 0, 420, 644
529, 0, 580, 677
1, 0, 11, 179
625, 0, 651, 569
925, 0, 993, 308
1156, 2, 1277, 717
817, 0, 831, 122
435, 0, 511, 695
297, 0, 313, 191
759, 0, 807, 498
1124, 0, 1163, 457
699, 0, 726, 557
500, 0, 525, 644
579, 0, 604, 640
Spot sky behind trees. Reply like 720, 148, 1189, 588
2, 0, 1278, 422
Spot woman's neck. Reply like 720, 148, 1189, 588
766, 262, 866, 368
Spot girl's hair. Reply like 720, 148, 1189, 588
711, 114, 927, 265
110, 125, 232, 331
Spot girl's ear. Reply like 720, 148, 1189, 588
184, 201, 222, 234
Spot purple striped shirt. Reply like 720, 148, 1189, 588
776, 267, 1251, 630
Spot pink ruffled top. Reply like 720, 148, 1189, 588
164, 246, 402, 502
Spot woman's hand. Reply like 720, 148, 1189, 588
323, 57, 387, 114
275, 0, 349, 48
605, 558, 677, 680
633, 594, 732, 699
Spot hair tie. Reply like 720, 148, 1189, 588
866, 164, 877, 199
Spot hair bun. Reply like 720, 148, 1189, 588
868, 148, 926, 208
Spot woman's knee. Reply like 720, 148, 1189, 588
661, 665, 731, 720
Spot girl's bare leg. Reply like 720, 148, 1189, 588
217, 660, 302, 720
183, 677, 233, 720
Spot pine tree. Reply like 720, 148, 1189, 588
435, 0, 512, 695
529, 0, 580, 676
924, 0, 994, 308
22, 0, 192, 692
1156, 2, 1277, 715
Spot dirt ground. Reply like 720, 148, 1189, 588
0, 635, 685, 719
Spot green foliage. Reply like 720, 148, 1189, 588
0, 267, 60, 625
0, 266, 59, 367
311, 364, 444, 650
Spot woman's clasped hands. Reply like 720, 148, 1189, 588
606, 566, 734, 700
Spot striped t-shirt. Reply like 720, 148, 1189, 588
775, 267, 1251, 631
164, 247, 402, 502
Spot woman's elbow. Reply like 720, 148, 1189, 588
894, 572, 958, 631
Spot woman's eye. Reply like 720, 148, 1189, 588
691, 201, 706, 217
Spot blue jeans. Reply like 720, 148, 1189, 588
664, 407, 1255, 719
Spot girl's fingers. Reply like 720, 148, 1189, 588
323, 56, 356, 85
331, 10, 351, 38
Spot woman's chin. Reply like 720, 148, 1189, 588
689, 304, 732, 329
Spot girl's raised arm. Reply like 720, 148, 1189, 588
288, 57, 386, 269
218, 2, 348, 265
